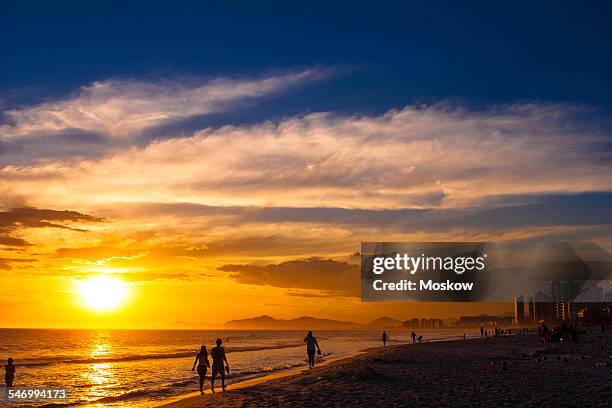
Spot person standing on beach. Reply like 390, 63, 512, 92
382, 331, 388, 346
304, 331, 321, 368
210, 339, 230, 392
411, 331, 416, 344
5, 358, 15, 387
480, 326, 484, 337
191, 346, 210, 395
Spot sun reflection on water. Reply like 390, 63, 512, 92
81, 333, 117, 400
85, 363, 112, 386
91, 341, 111, 358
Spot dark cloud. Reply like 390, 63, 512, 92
220, 257, 359, 296
124, 191, 612, 233
0, 207, 104, 247
246, 192, 612, 230
285, 289, 345, 298
0, 236, 31, 247
0, 207, 104, 233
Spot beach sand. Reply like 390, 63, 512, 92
162, 330, 612, 407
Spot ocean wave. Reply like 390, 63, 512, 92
37, 361, 310, 408
18, 342, 303, 367
23, 350, 339, 407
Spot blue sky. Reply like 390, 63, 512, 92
2, 0, 612, 117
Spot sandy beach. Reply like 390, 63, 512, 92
162, 330, 612, 407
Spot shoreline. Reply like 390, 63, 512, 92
159, 349, 369, 407
159, 334, 492, 407
160, 330, 612, 407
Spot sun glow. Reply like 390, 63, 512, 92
77, 276, 130, 311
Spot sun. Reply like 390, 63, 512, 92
77, 275, 130, 311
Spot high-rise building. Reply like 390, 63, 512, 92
551, 280, 581, 321
514, 294, 525, 325
533, 291, 554, 323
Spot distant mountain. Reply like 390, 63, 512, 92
170, 320, 194, 328
367, 316, 403, 329
224, 315, 362, 330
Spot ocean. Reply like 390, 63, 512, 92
0, 328, 470, 407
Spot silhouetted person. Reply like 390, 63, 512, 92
191, 345, 210, 395
382, 331, 388, 346
411, 331, 416, 344
304, 331, 321, 368
211, 339, 229, 392
480, 326, 484, 337
417, 335, 423, 343
5, 358, 15, 387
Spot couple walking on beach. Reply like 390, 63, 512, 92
192, 332, 322, 395
191, 338, 229, 395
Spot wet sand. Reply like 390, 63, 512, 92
162, 330, 612, 407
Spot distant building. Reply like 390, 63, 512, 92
422, 318, 443, 328
402, 318, 420, 328
514, 294, 525, 325
431, 318, 443, 328
528, 296, 535, 324
458, 314, 513, 327
532, 291, 554, 323
551, 280, 581, 321
402, 317, 444, 329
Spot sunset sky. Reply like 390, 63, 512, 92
1, 1, 611, 328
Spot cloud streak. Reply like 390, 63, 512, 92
3, 103, 611, 210
0, 69, 330, 140
111, 192, 612, 233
